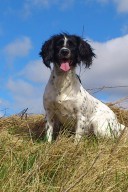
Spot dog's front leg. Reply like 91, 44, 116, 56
45, 113, 54, 143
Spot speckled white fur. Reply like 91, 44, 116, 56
43, 66, 125, 143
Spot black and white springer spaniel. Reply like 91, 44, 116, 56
39, 33, 125, 143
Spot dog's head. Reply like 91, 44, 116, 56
39, 33, 95, 72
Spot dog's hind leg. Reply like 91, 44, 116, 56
75, 114, 88, 143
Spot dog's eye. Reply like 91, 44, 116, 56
56, 40, 64, 46
67, 40, 74, 47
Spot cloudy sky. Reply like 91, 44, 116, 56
0, 0, 128, 116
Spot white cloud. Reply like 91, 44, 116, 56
4, 36, 32, 61
96, 0, 128, 13
6, 59, 51, 114
7, 78, 44, 114
19, 59, 50, 83
114, 0, 128, 13
79, 34, 128, 102
7, 79, 36, 97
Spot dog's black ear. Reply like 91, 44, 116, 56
39, 38, 54, 68
78, 39, 95, 68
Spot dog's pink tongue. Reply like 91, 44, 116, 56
60, 62, 70, 72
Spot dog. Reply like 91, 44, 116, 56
39, 33, 125, 143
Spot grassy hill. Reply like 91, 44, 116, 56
0, 105, 128, 192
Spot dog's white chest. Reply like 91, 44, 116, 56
43, 70, 83, 124
44, 87, 79, 124
55, 94, 78, 121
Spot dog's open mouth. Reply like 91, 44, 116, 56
60, 59, 71, 72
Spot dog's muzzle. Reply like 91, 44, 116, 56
59, 47, 71, 58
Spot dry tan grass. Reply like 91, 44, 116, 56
0, 114, 45, 140
0, 104, 128, 192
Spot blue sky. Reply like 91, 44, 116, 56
0, 0, 128, 116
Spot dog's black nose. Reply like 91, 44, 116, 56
60, 48, 70, 57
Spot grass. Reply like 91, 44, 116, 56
0, 106, 128, 192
